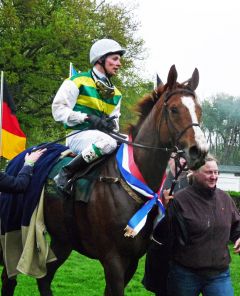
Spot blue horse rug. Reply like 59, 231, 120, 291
0, 143, 68, 278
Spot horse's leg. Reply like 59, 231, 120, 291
37, 239, 72, 296
1, 266, 17, 296
102, 254, 138, 296
124, 259, 138, 287
103, 255, 125, 296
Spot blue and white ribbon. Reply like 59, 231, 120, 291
116, 139, 166, 237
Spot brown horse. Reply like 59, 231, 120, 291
2, 65, 208, 296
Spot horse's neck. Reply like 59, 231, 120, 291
133, 122, 170, 192
135, 150, 169, 192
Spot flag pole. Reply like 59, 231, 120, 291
69, 62, 72, 77
0, 71, 4, 157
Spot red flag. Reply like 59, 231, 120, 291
1, 80, 26, 160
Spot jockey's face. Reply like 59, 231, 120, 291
102, 54, 122, 76
95, 53, 121, 77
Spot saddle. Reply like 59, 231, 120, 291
45, 154, 115, 202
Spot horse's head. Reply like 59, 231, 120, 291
132, 65, 208, 171
154, 65, 208, 169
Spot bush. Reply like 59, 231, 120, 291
228, 191, 240, 197
228, 191, 240, 210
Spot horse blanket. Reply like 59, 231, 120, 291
0, 143, 68, 278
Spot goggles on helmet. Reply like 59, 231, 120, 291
92, 71, 115, 99
95, 79, 115, 99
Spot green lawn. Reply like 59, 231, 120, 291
0, 246, 239, 295
230, 247, 240, 295
0, 252, 152, 296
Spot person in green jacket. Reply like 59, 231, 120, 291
52, 39, 125, 192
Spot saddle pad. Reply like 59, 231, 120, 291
45, 156, 103, 203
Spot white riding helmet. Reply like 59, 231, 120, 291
89, 38, 126, 65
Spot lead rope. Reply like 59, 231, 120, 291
167, 154, 189, 248
169, 156, 187, 195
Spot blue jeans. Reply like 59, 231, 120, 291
167, 263, 234, 296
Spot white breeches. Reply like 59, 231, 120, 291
66, 130, 117, 156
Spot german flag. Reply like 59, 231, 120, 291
1, 80, 26, 160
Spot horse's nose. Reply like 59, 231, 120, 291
189, 145, 202, 160
187, 145, 207, 170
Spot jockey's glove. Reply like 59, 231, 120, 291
86, 115, 116, 132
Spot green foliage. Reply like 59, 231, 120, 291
202, 94, 240, 164
229, 192, 240, 211
120, 77, 154, 132
228, 191, 240, 198
0, 0, 150, 147
0, 158, 8, 171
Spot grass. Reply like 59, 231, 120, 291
0, 252, 152, 296
230, 246, 240, 295
0, 246, 239, 295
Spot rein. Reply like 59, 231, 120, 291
108, 130, 179, 152
169, 156, 187, 195
33, 88, 198, 155
32, 126, 180, 153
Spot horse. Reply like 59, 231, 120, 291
1, 65, 209, 296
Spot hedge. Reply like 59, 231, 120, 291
229, 191, 240, 210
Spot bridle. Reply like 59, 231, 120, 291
161, 88, 200, 145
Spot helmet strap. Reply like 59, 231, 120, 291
97, 55, 112, 78
92, 69, 113, 87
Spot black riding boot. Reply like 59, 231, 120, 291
54, 154, 88, 192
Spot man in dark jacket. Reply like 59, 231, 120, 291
0, 149, 46, 194
166, 154, 240, 296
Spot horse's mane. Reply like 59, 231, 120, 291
129, 81, 188, 138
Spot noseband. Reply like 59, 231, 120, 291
162, 88, 200, 144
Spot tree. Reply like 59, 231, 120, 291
0, 0, 149, 146
202, 94, 240, 164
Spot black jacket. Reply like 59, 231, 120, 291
172, 183, 240, 274
0, 165, 33, 193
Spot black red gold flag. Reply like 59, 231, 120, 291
1, 80, 26, 159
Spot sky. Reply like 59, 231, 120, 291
107, 0, 240, 99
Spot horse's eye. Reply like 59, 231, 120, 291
170, 106, 178, 114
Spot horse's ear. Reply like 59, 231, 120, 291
188, 68, 199, 91
156, 74, 164, 87
167, 65, 178, 89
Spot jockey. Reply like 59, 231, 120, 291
52, 38, 126, 192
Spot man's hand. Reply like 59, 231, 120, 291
105, 116, 117, 131
86, 115, 102, 129
233, 238, 240, 253
24, 148, 47, 166
86, 115, 116, 131
162, 189, 174, 208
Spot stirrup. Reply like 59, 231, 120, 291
54, 173, 72, 195
62, 179, 74, 195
